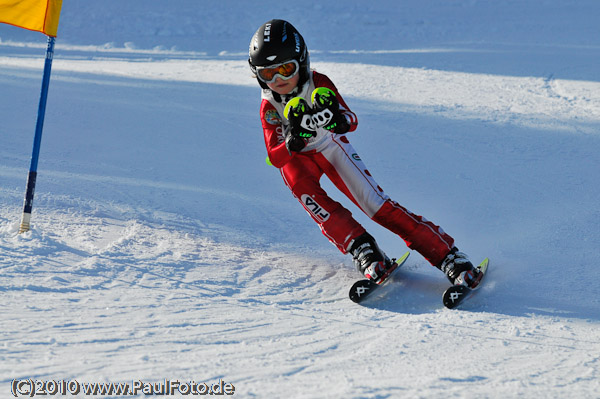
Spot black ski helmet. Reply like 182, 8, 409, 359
248, 19, 310, 90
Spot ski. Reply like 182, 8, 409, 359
442, 258, 490, 309
349, 251, 410, 304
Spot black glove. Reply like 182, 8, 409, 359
311, 87, 350, 133
283, 96, 317, 153
284, 125, 306, 153
283, 96, 317, 139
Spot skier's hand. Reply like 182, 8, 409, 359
284, 126, 306, 153
311, 87, 350, 133
283, 97, 317, 140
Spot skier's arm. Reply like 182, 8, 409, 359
260, 100, 295, 168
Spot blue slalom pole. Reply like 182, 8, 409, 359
19, 36, 56, 234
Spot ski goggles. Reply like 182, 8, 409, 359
256, 60, 299, 84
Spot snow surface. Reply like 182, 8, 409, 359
1, 1, 600, 398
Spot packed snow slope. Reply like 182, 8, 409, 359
1, 1, 600, 398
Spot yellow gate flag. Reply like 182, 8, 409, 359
0, 0, 63, 37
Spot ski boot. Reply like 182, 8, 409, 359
438, 247, 482, 288
349, 232, 393, 284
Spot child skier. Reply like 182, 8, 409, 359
248, 19, 482, 288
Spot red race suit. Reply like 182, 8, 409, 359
259, 71, 454, 266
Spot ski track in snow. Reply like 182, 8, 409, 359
2, 201, 599, 398
1, 1, 600, 398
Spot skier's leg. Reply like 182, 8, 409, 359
319, 135, 454, 266
317, 136, 389, 217
371, 200, 453, 266
280, 153, 366, 253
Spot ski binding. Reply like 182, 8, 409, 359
442, 258, 490, 309
349, 251, 410, 304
